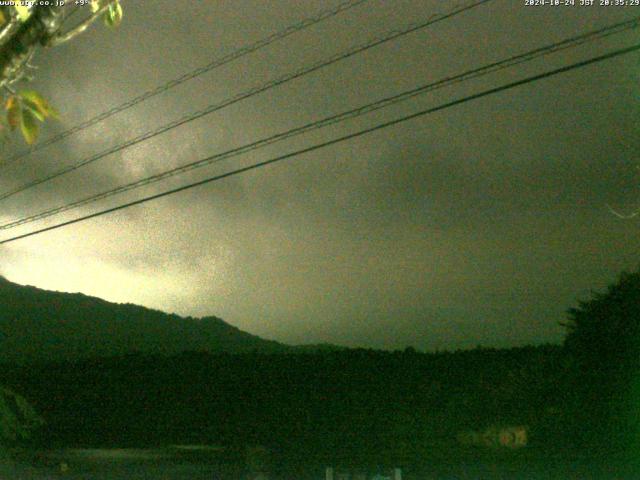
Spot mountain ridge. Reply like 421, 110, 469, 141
0, 276, 297, 362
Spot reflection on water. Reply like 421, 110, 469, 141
56, 448, 165, 460
5, 447, 231, 480
2, 447, 637, 479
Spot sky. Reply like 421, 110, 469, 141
0, 0, 638, 351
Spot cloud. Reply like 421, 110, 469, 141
0, 0, 638, 350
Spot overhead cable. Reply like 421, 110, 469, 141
0, 0, 492, 201
1, 0, 371, 166
1, 15, 637, 231
1, 41, 637, 245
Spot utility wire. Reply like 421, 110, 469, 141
1, 42, 637, 246
0, 0, 492, 201
1, 0, 370, 167
1, 16, 637, 231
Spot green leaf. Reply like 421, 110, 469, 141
13, 5, 31, 22
6, 96, 20, 131
104, 1, 123, 28
20, 108, 39, 145
23, 101, 45, 122
19, 90, 59, 120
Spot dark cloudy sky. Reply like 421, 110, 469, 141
0, 0, 638, 351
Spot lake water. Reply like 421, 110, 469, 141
1, 447, 233, 480
1, 447, 637, 479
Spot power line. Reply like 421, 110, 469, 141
1, 42, 637, 246
0, 0, 492, 202
1, 16, 636, 232
1, 0, 370, 166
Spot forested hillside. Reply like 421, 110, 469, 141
0, 276, 288, 362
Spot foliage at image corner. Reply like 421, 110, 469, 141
0, 0, 123, 146
560, 267, 640, 452
562, 268, 640, 371
1, 90, 59, 145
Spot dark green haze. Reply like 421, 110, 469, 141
0, 0, 638, 350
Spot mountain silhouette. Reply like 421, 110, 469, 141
0, 276, 290, 362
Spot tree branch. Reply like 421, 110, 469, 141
0, 10, 24, 49
45, 2, 115, 47
0, 6, 63, 86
